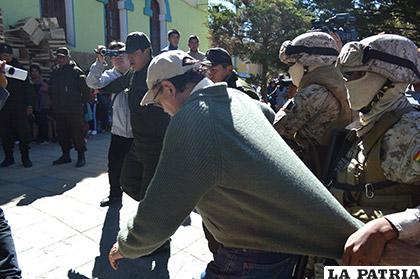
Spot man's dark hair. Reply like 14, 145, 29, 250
168, 29, 180, 39
168, 69, 205, 92
188, 35, 199, 43
29, 64, 41, 73
108, 41, 125, 50
205, 47, 232, 67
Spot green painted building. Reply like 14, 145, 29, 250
1, 0, 209, 54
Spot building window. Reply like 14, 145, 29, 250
144, 0, 172, 22
104, 0, 121, 45
40, 0, 66, 33
40, 0, 75, 46
144, 0, 171, 50
150, 0, 160, 55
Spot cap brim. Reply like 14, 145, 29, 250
201, 60, 213, 67
121, 46, 138, 54
140, 89, 155, 106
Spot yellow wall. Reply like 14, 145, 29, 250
236, 59, 262, 76
167, 0, 209, 52
127, 0, 150, 37
0, 0, 210, 53
72, 0, 105, 52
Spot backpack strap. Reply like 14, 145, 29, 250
362, 107, 415, 155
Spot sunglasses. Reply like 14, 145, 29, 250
152, 84, 164, 105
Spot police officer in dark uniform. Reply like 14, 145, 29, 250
49, 47, 91, 167
0, 43, 34, 168
204, 47, 260, 100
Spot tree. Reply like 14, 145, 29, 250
297, 0, 420, 45
208, 0, 311, 96
369, 0, 420, 44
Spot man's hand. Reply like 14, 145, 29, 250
0, 60, 7, 88
108, 242, 124, 270
96, 45, 106, 64
342, 217, 398, 265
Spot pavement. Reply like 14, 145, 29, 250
0, 133, 212, 278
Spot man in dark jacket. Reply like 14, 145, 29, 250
49, 47, 91, 167
204, 47, 260, 100
0, 43, 34, 168
100, 32, 170, 202
100, 31, 171, 266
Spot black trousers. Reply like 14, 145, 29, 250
55, 113, 86, 153
0, 208, 21, 279
108, 134, 133, 198
120, 140, 162, 201
0, 107, 30, 157
34, 109, 49, 142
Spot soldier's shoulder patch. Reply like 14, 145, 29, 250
414, 150, 420, 163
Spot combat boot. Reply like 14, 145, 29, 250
75, 151, 85, 168
21, 150, 32, 168
0, 153, 14, 167
53, 151, 71, 165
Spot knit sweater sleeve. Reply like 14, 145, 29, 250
117, 100, 220, 258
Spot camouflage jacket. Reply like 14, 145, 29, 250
381, 110, 420, 184
274, 84, 340, 147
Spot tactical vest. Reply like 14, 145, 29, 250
333, 107, 420, 222
294, 65, 353, 179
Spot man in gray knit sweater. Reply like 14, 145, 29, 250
108, 51, 361, 278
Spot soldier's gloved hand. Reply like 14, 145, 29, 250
342, 217, 398, 265
0, 60, 7, 88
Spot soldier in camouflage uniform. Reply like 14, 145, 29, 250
331, 34, 420, 225
274, 32, 353, 178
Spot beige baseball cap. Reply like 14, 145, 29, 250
141, 50, 197, 106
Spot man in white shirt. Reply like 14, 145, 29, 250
86, 41, 133, 207
187, 35, 205, 61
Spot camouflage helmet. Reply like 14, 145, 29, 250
279, 32, 339, 66
337, 34, 420, 83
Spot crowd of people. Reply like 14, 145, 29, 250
0, 25, 419, 279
